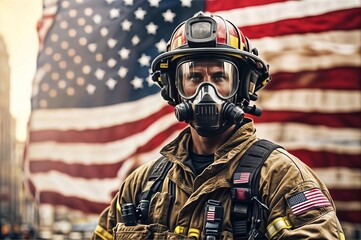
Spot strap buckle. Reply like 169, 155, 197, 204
204, 200, 223, 240
231, 187, 251, 202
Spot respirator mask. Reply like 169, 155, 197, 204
174, 59, 245, 137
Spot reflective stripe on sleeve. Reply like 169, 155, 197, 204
266, 217, 292, 239
94, 225, 113, 240
188, 228, 200, 239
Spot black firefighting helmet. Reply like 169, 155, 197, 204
151, 12, 271, 114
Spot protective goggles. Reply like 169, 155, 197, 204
176, 59, 239, 99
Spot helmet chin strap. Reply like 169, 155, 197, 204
174, 84, 245, 137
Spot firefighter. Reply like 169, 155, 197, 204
93, 13, 344, 240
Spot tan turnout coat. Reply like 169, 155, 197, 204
93, 119, 344, 240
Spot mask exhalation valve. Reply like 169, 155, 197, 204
222, 102, 245, 125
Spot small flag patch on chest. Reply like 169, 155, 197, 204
287, 188, 331, 215
207, 211, 215, 222
233, 172, 250, 184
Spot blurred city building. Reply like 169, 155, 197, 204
0, 34, 38, 238
0, 34, 18, 226
0, 34, 96, 239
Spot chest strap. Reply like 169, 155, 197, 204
140, 156, 174, 201
231, 139, 282, 240
138, 156, 174, 224
204, 199, 224, 240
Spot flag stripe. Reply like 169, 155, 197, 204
253, 30, 361, 61
29, 106, 175, 143
39, 191, 108, 215
241, 8, 361, 39
205, 0, 288, 11
29, 94, 168, 131
256, 123, 361, 153
287, 150, 361, 169
313, 168, 361, 189
254, 111, 361, 129
336, 211, 361, 224
28, 126, 184, 179
330, 189, 361, 202
257, 90, 361, 113
29, 172, 120, 203
252, 30, 361, 73
28, 121, 184, 165
267, 67, 361, 91
212, 0, 360, 28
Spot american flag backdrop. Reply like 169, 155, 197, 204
25, 0, 361, 237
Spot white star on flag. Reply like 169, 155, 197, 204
134, 7, 146, 20
162, 9, 176, 22
131, 76, 143, 89
118, 47, 130, 59
146, 22, 158, 35
138, 53, 151, 67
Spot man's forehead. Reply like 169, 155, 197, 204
190, 61, 224, 69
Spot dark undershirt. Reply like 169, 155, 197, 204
189, 151, 214, 175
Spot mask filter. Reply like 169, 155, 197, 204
175, 83, 244, 136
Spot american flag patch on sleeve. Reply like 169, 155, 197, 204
287, 188, 331, 216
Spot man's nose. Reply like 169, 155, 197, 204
203, 73, 212, 82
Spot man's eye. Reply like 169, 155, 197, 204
213, 72, 227, 82
189, 73, 202, 82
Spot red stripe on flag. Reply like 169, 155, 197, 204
29, 123, 186, 178
329, 189, 361, 202
30, 160, 123, 179
241, 8, 361, 39
288, 150, 361, 169
40, 191, 108, 215
268, 67, 361, 91
333, 210, 361, 224
253, 111, 361, 129
29, 105, 176, 143
136, 122, 187, 153
205, 0, 288, 11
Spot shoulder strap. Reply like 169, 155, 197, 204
231, 139, 282, 240
140, 156, 173, 201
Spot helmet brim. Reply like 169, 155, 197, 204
151, 47, 269, 76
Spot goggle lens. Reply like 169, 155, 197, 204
176, 59, 238, 99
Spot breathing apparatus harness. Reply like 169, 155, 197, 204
121, 140, 282, 239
